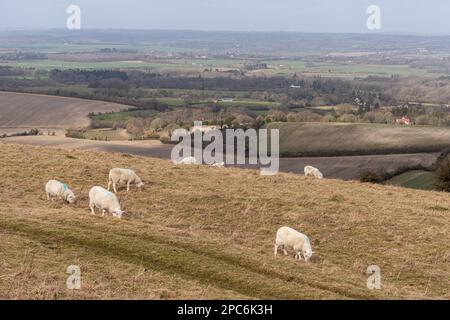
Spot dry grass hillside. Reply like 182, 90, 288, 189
0, 143, 448, 299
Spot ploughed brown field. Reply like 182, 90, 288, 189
0, 91, 126, 129
0, 143, 448, 299
1, 135, 438, 180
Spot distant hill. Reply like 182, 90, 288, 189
267, 122, 450, 156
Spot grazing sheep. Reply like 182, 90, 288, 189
211, 162, 225, 167
89, 186, 124, 218
108, 168, 144, 193
274, 226, 314, 262
176, 156, 200, 165
304, 165, 323, 179
45, 180, 76, 204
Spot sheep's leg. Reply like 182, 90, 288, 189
90, 205, 95, 215
107, 180, 112, 191
282, 247, 288, 256
113, 183, 118, 193
127, 181, 130, 193
274, 244, 278, 255
46, 193, 50, 201
102, 210, 106, 217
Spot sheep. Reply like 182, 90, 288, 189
45, 180, 76, 204
274, 226, 314, 262
89, 186, 124, 219
304, 165, 323, 179
176, 156, 200, 165
108, 168, 144, 193
211, 162, 225, 167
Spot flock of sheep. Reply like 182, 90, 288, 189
45, 168, 144, 219
44, 162, 324, 263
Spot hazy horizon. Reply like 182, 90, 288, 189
0, 0, 449, 36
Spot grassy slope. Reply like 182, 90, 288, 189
0, 144, 448, 299
267, 122, 450, 156
386, 170, 437, 191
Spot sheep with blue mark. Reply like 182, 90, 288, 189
45, 180, 76, 204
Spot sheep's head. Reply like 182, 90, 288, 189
67, 194, 76, 204
137, 182, 144, 189
302, 248, 314, 262
112, 209, 124, 219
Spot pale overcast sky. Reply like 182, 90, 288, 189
0, 0, 449, 35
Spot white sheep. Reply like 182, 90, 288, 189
304, 165, 323, 179
45, 180, 76, 204
176, 156, 200, 165
274, 226, 314, 262
89, 186, 124, 218
211, 162, 225, 167
108, 168, 144, 193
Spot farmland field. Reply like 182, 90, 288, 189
263, 60, 431, 77
267, 122, 450, 156
1, 135, 438, 180
84, 129, 131, 141
3, 58, 431, 78
1, 58, 247, 72
0, 91, 128, 129
386, 170, 437, 191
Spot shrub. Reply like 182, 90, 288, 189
149, 118, 167, 131
65, 129, 86, 139
358, 170, 385, 184
434, 155, 450, 192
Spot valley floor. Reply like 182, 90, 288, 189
0, 135, 438, 180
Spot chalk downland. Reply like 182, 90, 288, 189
0, 144, 448, 299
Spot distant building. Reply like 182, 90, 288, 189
396, 116, 412, 125
218, 98, 234, 102
244, 63, 268, 71
189, 125, 220, 134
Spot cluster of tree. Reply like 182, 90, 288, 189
433, 149, 450, 192
46, 69, 395, 107
358, 149, 450, 193
1, 128, 41, 139
0, 66, 25, 76
0, 52, 46, 61
49, 69, 128, 85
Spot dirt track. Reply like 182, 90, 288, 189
0, 91, 127, 129
0, 135, 438, 179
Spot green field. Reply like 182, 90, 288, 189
263, 60, 430, 77
84, 128, 131, 141
386, 170, 437, 191
92, 109, 158, 121
266, 122, 450, 156
2, 56, 431, 78
2, 58, 248, 72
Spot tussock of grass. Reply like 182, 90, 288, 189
0, 144, 449, 299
